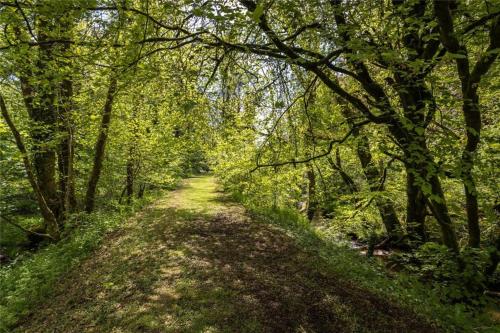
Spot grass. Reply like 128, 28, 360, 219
4, 176, 496, 332
243, 203, 498, 333
8, 177, 261, 332
10, 176, 437, 332
0, 190, 164, 332
167, 176, 224, 213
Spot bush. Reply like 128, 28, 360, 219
391, 243, 490, 308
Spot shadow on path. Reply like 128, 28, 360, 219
17, 177, 438, 333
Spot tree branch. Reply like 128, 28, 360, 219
250, 119, 371, 172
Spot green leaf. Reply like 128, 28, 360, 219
466, 127, 479, 136
250, 3, 264, 23
274, 100, 284, 108
448, 53, 467, 59
415, 126, 425, 135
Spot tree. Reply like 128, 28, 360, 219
84, 73, 118, 213
187, 0, 497, 253
434, 1, 500, 247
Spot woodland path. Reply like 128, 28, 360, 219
16, 176, 438, 333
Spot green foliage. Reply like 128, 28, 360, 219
0, 191, 162, 332
1, 0, 499, 329
392, 243, 490, 308
242, 201, 496, 332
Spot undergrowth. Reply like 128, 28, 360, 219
0, 190, 164, 332
237, 197, 497, 333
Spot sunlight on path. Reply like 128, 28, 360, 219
159, 176, 225, 213
16, 176, 437, 333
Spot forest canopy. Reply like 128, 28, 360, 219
0, 0, 499, 331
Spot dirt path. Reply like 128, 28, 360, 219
16, 176, 438, 333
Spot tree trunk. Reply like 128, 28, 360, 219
406, 171, 427, 243
485, 235, 500, 277
306, 164, 317, 221
58, 77, 77, 213
458, 90, 481, 248
15, 9, 78, 227
385, 120, 460, 252
85, 74, 118, 213
428, 176, 460, 252
0, 95, 60, 240
126, 156, 134, 204
397, 78, 458, 251
338, 105, 403, 240
137, 183, 146, 199
33, 147, 60, 219
54, 15, 77, 217
355, 134, 402, 239
434, 0, 499, 249
328, 149, 358, 194
22, 17, 62, 225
